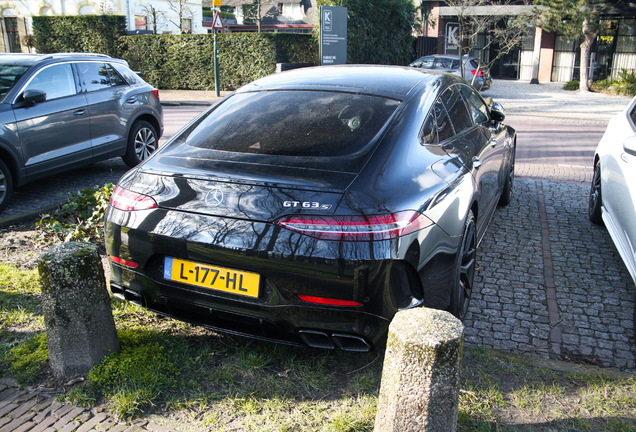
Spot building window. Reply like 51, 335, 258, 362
79, 5, 97, 15
282, 3, 301, 18
3, 17, 21, 53
135, 14, 147, 30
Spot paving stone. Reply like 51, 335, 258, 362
76, 413, 109, 432
28, 415, 58, 432
96, 419, 118, 431
52, 407, 86, 430
0, 412, 36, 432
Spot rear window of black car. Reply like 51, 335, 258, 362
185, 91, 400, 158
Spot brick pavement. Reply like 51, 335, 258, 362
0, 382, 180, 432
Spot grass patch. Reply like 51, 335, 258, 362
0, 258, 635, 430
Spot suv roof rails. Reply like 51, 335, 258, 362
40, 53, 112, 60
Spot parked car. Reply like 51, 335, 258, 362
410, 54, 493, 91
105, 65, 516, 352
589, 96, 636, 284
0, 53, 163, 212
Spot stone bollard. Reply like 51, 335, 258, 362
38, 242, 119, 379
374, 308, 464, 432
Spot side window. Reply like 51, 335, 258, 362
435, 58, 452, 68
23, 64, 76, 100
420, 112, 438, 144
630, 104, 636, 130
111, 63, 143, 85
415, 57, 435, 68
107, 64, 126, 86
78, 62, 111, 92
458, 84, 490, 124
440, 86, 473, 134
451, 59, 460, 69
434, 99, 455, 142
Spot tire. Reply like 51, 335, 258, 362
588, 160, 603, 224
498, 143, 515, 206
122, 120, 158, 168
0, 159, 13, 213
449, 210, 476, 320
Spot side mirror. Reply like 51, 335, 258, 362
623, 135, 636, 156
23, 89, 47, 106
490, 102, 506, 122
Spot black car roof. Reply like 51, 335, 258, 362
238, 65, 452, 97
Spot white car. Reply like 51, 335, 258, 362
589, 96, 636, 283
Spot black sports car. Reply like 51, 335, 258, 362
105, 65, 516, 352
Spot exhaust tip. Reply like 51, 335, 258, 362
298, 330, 335, 349
123, 289, 144, 307
332, 333, 372, 352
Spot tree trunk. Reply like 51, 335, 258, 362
579, 18, 595, 92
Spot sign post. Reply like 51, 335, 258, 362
212, 11, 224, 97
319, 6, 347, 65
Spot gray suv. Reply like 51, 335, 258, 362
0, 53, 163, 212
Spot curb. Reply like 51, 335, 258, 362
0, 203, 61, 229
160, 101, 213, 107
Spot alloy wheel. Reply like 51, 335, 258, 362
134, 127, 158, 161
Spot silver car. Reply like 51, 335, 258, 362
409, 54, 493, 91
589, 95, 636, 283
0, 53, 163, 212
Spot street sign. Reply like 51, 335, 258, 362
213, 0, 221, 5
319, 6, 347, 65
445, 22, 460, 55
212, 11, 224, 30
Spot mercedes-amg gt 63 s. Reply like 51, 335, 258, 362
105, 65, 516, 352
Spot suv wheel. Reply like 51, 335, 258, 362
0, 160, 13, 213
123, 120, 158, 168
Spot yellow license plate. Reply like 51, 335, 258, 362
164, 257, 260, 298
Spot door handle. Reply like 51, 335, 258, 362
126, 96, 138, 104
490, 139, 497, 147
473, 157, 482, 169
73, 109, 87, 116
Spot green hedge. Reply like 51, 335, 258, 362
118, 33, 317, 91
32, 15, 126, 57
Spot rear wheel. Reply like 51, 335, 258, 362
123, 120, 158, 168
450, 210, 476, 320
0, 159, 13, 213
589, 160, 603, 224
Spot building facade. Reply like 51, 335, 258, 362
420, 0, 636, 83
203, 0, 315, 33
0, 0, 205, 53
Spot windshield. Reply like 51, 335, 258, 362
0, 65, 30, 101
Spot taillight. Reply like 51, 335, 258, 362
109, 255, 139, 268
109, 185, 158, 211
472, 70, 485, 77
152, 88, 160, 100
274, 211, 434, 242
298, 295, 362, 307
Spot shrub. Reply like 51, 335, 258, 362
606, 70, 636, 96
118, 33, 316, 91
32, 15, 126, 57
564, 80, 580, 91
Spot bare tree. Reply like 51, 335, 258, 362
242, 0, 277, 33
443, 0, 537, 87
166, 0, 195, 33
143, 5, 166, 34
